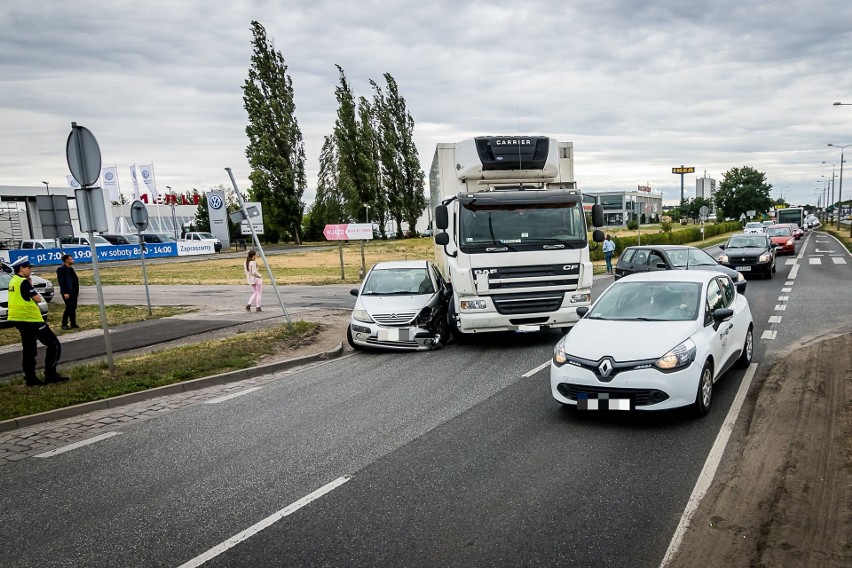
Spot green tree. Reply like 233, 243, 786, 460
371, 73, 426, 237
312, 134, 347, 226
193, 193, 210, 232
715, 166, 773, 221
243, 20, 307, 244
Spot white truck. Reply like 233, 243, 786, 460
432, 136, 604, 338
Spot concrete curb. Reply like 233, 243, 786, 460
0, 341, 345, 433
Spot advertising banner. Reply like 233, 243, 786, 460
8, 243, 178, 266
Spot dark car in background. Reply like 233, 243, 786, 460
101, 233, 141, 245
764, 225, 796, 255
141, 233, 177, 244
614, 245, 745, 283
718, 234, 777, 279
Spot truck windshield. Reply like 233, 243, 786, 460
458, 201, 587, 252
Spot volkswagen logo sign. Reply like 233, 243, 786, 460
105, 171, 114, 181
209, 194, 224, 210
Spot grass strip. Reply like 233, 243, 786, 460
0, 320, 319, 421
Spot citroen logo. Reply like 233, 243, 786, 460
390, 313, 398, 319
598, 358, 614, 378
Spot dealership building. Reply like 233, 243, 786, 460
585, 186, 664, 226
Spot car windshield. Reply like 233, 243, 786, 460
587, 281, 702, 321
766, 227, 792, 237
197, 233, 216, 239
157, 234, 177, 242
361, 268, 434, 295
727, 236, 765, 248
93, 235, 110, 244
458, 201, 587, 253
668, 248, 719, 268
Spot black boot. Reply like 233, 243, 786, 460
25, 376, 44, 387
43, 373, 70, 384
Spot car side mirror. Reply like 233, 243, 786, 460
735, 280, 747, 295
711, 307, 734, 330
656, 263, 666, 269
718, 243, 726, 250
770, 242, 778, 248
576, 306, 590, 318
350, 288, 359, 297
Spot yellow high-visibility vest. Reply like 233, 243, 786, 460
7, 274, 43, 323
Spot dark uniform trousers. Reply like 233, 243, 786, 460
16, 321, 62, 379
62, 293, 78, 327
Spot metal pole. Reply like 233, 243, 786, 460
224, 167, 292, 327
338, 242, 345, 279
838, 148, 845, 230
137, 227, 152, 315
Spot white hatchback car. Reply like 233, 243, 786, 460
348, 260, 450, 351
551, 271, 753, 417
743, 222, 764, 234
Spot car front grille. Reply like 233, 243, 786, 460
372, 312, 417, 325
555, 383, 669, 407
492, 292, 565, 315
366, 338, 420, 348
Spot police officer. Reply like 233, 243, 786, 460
7, 258, 69, 386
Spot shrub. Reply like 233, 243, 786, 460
661, 221, 672, 233
626, 219, 639, 230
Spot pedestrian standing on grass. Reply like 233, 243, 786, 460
603, 234, 616, 274
7, 258, 69, 386
244, 249, 263, 312
56, 253, 79, 330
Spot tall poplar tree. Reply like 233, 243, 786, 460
243, 20, 307, 244
313, 134, 347, 224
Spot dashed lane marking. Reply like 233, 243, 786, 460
774, 305, 787, 311
832, 257, 847, 264
761, 330, 777, 340
781, 287, 791, 292
789, 264, 800, 279
809, 257, 821, 265
768, 316, 782, 323
523, 360, 551, 378
785, 281, 794, 286
34, 432, 121, 458
785, 258, 797, 265
778, 295, 789, 301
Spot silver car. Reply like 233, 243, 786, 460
0, 271, 49, 328
347, 260, 450, 351
1, 261, 54, 302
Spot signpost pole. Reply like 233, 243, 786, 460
225, 168, 291, 326
131, 200, 153, 315
339, 242, 345, 280
360, 241, 366, 280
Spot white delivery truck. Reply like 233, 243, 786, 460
432, 136, 604, 338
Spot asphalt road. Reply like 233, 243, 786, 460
1, 232, 850, 567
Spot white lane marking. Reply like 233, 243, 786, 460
781, 288, 791, 292
178, 476, 351, 568
761, 330, 777, 340
777, 295, 789, 302
774, 305, 786, 311
785, 258, 797, 265
660, 363, 759, 567
789, 264, 800, 279
34, 432, 121, 458
832, 257, 847, 264
784, 281, 794, 286
768, 316, 782, 324
523, 360, 551, 378
809, 257, 821, 265
814, 249, 835, 253
205, 387, 262, 404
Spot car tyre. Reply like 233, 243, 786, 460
448, 304, 466, 342
692, 361, 714, 418
432, 315, 449, 349
735, 327, 754, 369
346, 326, 363, 351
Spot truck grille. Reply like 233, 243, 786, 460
492, 292, 565, 315
482, 264, 580, 290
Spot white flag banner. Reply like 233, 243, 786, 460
66, 175, 81, 190
102, 166, 120, 202
129, 164, 140, 200
139, 163, 159, 201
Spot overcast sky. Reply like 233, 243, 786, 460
2, 0, 851, 209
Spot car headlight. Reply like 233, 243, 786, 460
553, 337, 569, 366
352, 309, 374, 323
654, 338, 696, 371
719, 254, 729, 263
786, 239, 794, 246
758, 253, 772, 262
460, 299, 487, 310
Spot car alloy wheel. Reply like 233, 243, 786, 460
736, 327, 754, 368
693, 362, 713, 417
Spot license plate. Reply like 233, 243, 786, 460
735, 266, 751, 272
516, 325, 540, 333
378, 328, 410, 342
577, 394, 632, 411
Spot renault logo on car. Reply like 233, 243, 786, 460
598, 358, 614, 378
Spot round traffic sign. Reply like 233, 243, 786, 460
130, 200, 149, 231
66, 122, 102, 187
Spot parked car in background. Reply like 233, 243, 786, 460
550, 270, 753, 417
101, 233, 141, 245
764, 225, 796, 255
0, 271, 49, 327
59, 235, 112, 248
743, 222, 764, 234
1, 261, 54, 302
19, 239, 58, 250
183, 231, 222, 252
614, 245, 744, 283
718, 233, 777, 279
347, 260, 450, 351
420, 229, 434, 238
140, 233, 177, 244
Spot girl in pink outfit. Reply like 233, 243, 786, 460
244, 250, 263, 312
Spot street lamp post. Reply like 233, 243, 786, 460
822, 161, 838, 220
828, 144, 851, 230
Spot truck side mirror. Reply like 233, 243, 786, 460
435, 232, 449, 246
435, 205, 448, 230
592, 229, 605, 243
591, 204, 604, 228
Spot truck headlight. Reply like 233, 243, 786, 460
352, 309, 374, 323
654, 338, 696, 371
570, 293, 591, 304
460, 300, 487, 310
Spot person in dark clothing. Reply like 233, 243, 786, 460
56, 253, 80, 329
8, 258, 69, 386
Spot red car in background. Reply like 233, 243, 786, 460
776, 222, 803, 240
766, 225, 796, 255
